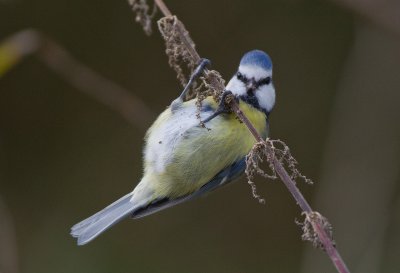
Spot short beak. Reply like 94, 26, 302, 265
246, 79, 257, 93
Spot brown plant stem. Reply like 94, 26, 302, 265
149, 1, 351, 273
231, 89, 348, 273
154, 0, 172, 16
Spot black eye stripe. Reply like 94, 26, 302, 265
237, 73, 271, 87
258, 76, 271, 86
236, 72, 249, 83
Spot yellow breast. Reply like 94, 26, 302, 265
144, 96, 268, 198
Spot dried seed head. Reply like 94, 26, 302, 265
296, 212, 335, 250
158, 16, 196, 87
266, 139, 313, 185
244, 139, 313, 203
245, 141, 275, 203
158, 16, 225, 128
201, 70, 225, 102
128, 0, 157, 36
193, 70, 225, 127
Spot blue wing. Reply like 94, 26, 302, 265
132, 158, 246, 219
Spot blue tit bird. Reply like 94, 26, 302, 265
71, 49, 276, 245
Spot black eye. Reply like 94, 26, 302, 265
237, 72, 248, 83
258, 76, 271, 86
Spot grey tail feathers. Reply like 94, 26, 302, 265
70, 192, 137, 245
71, 158, 247, 245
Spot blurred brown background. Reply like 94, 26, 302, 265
0, 0, 399, 273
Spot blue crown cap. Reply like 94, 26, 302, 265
239, 50, 272, 70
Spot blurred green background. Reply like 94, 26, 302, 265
0, 0, 399, 273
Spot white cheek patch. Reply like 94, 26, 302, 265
226, 77, 246, 96
223, 64, 275, 113
256, 84, 275, 113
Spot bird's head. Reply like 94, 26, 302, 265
226, 50, 275, 114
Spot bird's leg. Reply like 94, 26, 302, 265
202, 91, 235, 123
178, 58, 211, 101
171, 58, 211, 110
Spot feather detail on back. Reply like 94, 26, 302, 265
142, 97, 267, 199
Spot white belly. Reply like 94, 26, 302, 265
144, 101, 213, 174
